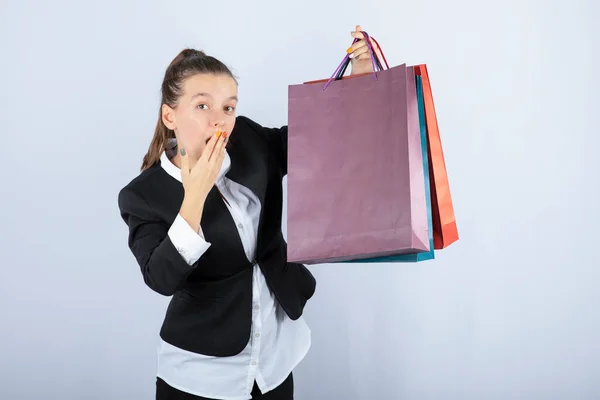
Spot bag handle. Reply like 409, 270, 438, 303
369, 36, 390, 70
335, 34, 390, 79
323, 30, 384, 90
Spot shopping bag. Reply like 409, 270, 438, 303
349, 72, 434, 263
338, 36, 458, 251
413, 64, 459, 249
287, 31, 429, 264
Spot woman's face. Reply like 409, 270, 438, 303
163, 73, 238, 161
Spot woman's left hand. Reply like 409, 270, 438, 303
348, 25, 384, 75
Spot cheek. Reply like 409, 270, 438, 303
176, 113, 205, 147
225, 119, 236, 134
185, 135, 204, 148
180, 112, 205, 132
177, 127, 204, 152
189, 110, 209, 126
188, 139, 206, 159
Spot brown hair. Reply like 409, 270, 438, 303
141, 48, 237, 171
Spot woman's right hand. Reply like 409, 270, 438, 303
178, 131, 228, 234
180, 131, 228, 200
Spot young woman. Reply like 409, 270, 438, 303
117, 26, 381, 400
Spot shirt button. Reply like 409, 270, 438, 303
254, 304, 259, 310
255, 333, 261, 338
238, 223, 243, 229
252, 361, 257, 366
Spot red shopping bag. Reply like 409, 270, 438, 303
413, 64, 459, 249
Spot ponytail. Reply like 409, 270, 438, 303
141, 110, 174, 171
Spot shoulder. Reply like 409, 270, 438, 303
235, 115, 263, 131
235, 115, 286, 130
117, 164, 165, 218
229, 116, 268, 148
234, 115, 287, 140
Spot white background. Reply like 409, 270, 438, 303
1, 0, 599, 399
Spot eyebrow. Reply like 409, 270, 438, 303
190, 92, 238, 102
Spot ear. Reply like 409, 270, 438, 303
162, 104, 176, 130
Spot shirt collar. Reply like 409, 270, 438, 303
159, 141, 231, 183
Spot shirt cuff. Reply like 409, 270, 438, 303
168, 214, 211, 265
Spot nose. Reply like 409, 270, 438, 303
210, 111, 226, 130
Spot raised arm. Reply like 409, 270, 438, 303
238, 116, 288, 177
117, 186, 210, 296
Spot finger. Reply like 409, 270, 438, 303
207, 144, 226, 183
177, 135, 191, 174
220, 132, 231, 155
355, 37, 382, 62
362, 38, 383, 66
350, 25, 364, 40
208, 129, 226, 161
347, 39, 365, 57
351, 45, 371, 60
213, 142, 227, 173
210, 131, 228, 162
222, 132, 230, 153
350, 31, 364, 41
348, 27, 371, 56
180, 146, 189, 176
200, 131, 221, 162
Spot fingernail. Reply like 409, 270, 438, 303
217, 131, 222, 138
223, 132, 228, 139
180, 148, 186, 156
346, 47, 353, 54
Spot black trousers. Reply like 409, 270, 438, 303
156, 373, 294, 400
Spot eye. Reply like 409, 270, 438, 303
196, 104, 209, 110
224, 106, 235, 113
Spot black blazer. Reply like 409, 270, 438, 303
117, 115, 316, 357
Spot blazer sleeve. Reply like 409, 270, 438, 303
117, 186, 202, 296
239, 116, 288, 177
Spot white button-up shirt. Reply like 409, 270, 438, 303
156, 150, 311, 400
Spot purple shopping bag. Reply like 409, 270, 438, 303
287, 36, 429, 264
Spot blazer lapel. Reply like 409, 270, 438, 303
224, 129, 268, 207
201, 187, 249, 262
223, 127, 270, 259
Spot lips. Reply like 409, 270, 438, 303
205, 130, 225, 144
